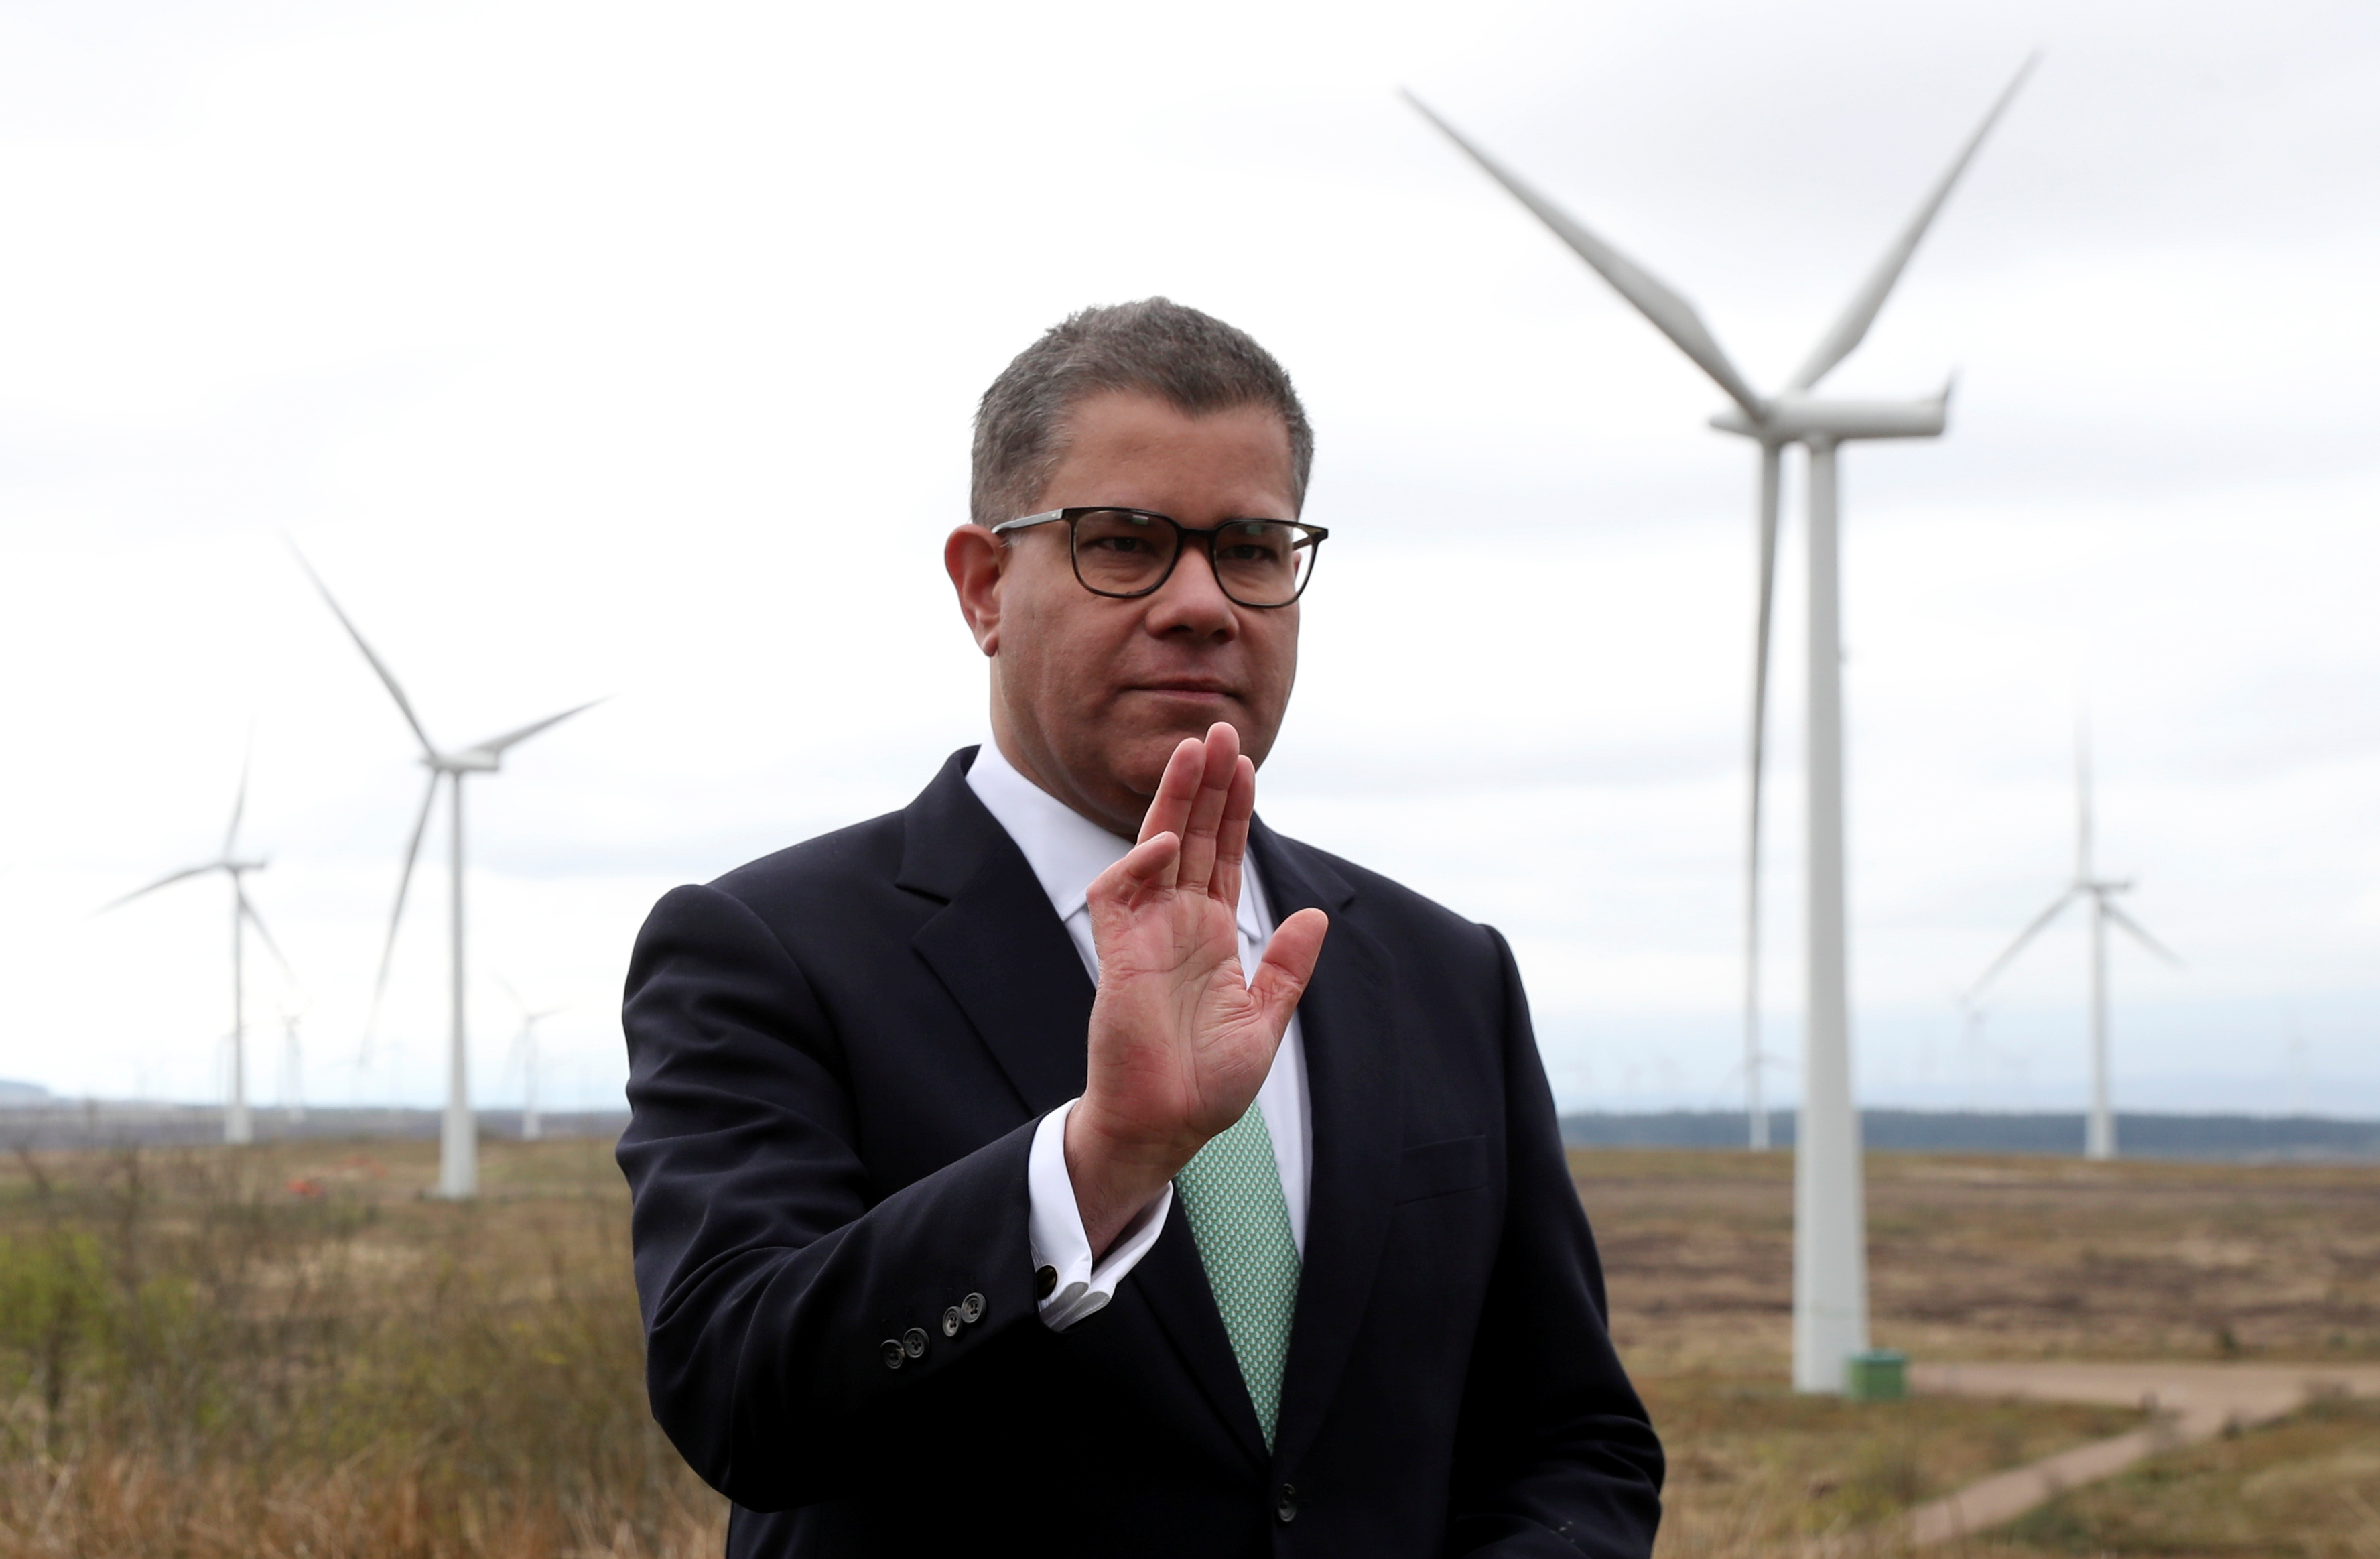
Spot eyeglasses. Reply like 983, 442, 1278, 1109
990, 507, 1328, 609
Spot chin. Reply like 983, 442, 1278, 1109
1109, 735, 1189, 795
1124, 690, 1251, 729
1136, 711, 1234, 752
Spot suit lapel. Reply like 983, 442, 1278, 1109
1257, 824, 1405, 1475
900, 749, 1093, 1117
900, 771, 1394, 1472
899, 751, 1272, 1468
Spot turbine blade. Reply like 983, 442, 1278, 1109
1786, 54, 2036, 392
224, 753, 249, 859
2104, 903, 2182, 966
1404, 91, 1768, 419
287, 544, 439, 759
464, 698, 606, 760
1965, 884, 2080, 1001
1743, 442, 1782, 1139
98, 863, 215, 914
2076, 710, 2094, 879
237, 885, 296, 980
369, 773, 440, 1026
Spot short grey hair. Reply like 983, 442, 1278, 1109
970, 298, 1315, 528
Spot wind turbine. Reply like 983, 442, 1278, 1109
1963, 726, 2177, 1160
497, 975, 564, 1143
103, 763, 293, 1145
278, 997, 308, 1125
1953, 990, 1994, 1110
295, 552, 600, 1198
1409, 59, 2032, 1393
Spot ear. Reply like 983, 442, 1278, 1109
945, 525, 1005, 657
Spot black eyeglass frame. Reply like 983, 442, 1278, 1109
989, 507, 1329, 609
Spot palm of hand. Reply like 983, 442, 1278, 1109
1071, 723, 1329, 1186
1087, 863, 1275, 1145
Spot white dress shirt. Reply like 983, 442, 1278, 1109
966, 739, 1312, 1331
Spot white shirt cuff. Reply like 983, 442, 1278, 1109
1027, 1098, 1171, 1331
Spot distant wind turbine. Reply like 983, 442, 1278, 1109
1953, 990, 1994, 1109
1408, 58, 2033, 1393
279, 997, 308, 1125
102, 762, 293, 1145
2285, 1012, 2309, 1119
1963, 725, 2178, 1160
497, 975, 564, 1143
294, 550, 601, 1198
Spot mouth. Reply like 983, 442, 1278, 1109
1127, 679, 1238, 701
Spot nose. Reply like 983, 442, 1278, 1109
1142, 538, 1239, 641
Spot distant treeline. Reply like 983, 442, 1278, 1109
0, 1103, 632, 1151
11, 1100, 2378, 1160
1561, 1109, 2380, 1160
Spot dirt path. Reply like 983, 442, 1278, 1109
1904, 1361, 2380, 1545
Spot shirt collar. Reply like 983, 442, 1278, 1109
965, 739, 1272, 940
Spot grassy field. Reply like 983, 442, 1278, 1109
0, 1137, 2371, 1556
1579, 1148, 2380, 1556
0, 1137, 718, 1558
1995, 1393, 2380, 1557
1577, 1147, 2380, 1373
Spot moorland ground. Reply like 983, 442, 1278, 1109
1583, 1148, 2380, 1556
0, 1137, 2371, 1557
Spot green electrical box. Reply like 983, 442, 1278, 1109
1845, 1349, 1908, 1402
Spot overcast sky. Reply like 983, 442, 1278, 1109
1, 0, 2373, 1119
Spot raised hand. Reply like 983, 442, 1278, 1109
1063, 723, 1329, 1256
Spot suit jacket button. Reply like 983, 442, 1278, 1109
1274, 1483, 1297, 1523
960, 1292, 986, 1324
880, 1339, 905, 1371
902, 1328, 928, 1359
1034, 1265, 1057, 1300
941, 1306, 962, 1338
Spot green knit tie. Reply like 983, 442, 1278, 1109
1173, 1103, 1302, 1449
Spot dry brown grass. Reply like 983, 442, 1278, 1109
1640, 1376, 2137, 1558
0, 1137, 724, 1559
2, 1137, 2371, 1556
1577, 1147, 2380, 1556
1991, 1392, 2380, 1558
1574, 1148, 2380, 1375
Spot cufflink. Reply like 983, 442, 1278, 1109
1034, 1265, 1057, 1300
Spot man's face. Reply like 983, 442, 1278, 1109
945, 389, 1303, 837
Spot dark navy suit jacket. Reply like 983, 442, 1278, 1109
618, 749, 1662, 1556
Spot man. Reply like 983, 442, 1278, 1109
619, 298, 1662, 1556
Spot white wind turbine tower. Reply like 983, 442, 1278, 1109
278, 997, 308, 1125
295, 553, 600, 1199
497, 975, 564, 1143
1963, 726, 2178, 1160
1410, 58, 2032, 1393
103, 763, 294, 1145
1954, 990, 1996, 1110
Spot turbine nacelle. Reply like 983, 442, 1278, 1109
430, 749, 505, 774
1711, 388, 1953, 444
